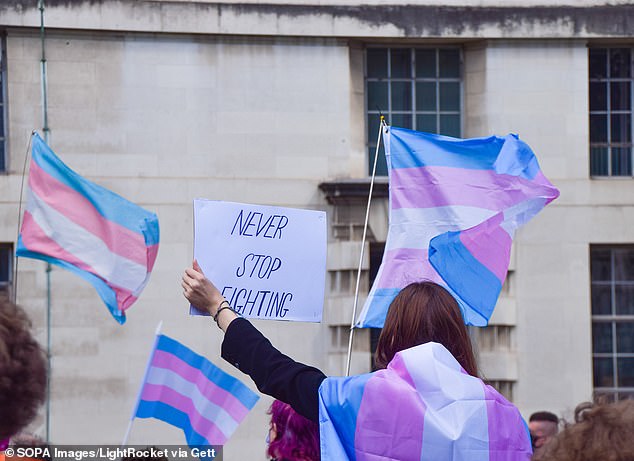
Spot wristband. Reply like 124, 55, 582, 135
213, 300, 231, 322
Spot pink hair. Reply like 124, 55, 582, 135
267, 400, 320, 461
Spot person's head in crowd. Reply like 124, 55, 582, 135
374, 281, 478, 376
267, 399, 319, 461
529, 410, 559, 454
0, 296, 47, 443
8, 432, 50, 461
532, 399, 634, 461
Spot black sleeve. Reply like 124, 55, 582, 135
221, 317, 326, 422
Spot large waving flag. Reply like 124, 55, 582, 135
356, 126, 559, 327
16, 133, 159, 324
319, 342, 532, 461
134, 334, 259, 446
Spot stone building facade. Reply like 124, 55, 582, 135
1, 1, 633, 458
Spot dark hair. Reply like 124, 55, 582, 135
533, 400, 634, 461
530, 411, 559, 424
0, 296, 47, 440
374, 281, 478, 376
267, 400, 319, 461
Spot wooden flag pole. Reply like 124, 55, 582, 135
345, 117, 386, 377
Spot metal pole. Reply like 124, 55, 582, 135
345, 117, 385, 376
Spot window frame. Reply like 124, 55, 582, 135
588, 46, 634, 178
365, 46, 464, 176
590, 245, 634, 401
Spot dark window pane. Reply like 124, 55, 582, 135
589, 49, 607, 79
615, 285, 634, 315
391, 49, 411, 78
611, 147, 632, 176
439, 49, 460, 78
610, 48, 631, 79
616, 322, 634, 353
0, 106, 4, 137
591, 284, 612, 315
439, 82, 460, 111
367, 49, 388, 78
416, 82, 436, 111
617, 358, 634, 387
590, 114, 608, 143
367, 116, 382, 145
610, 82, 631, 111
593, 322, 613, 353
439, 114, 461, 138
0, 246, 10, 282
0, 142, 4, 172
590, 147, 609, 176
611, 114, 632, 142
592, 248, 612, 281
415, 49, 436, 78
594, 357, 614, 387
391, 113, 412, 129
589, 82, 607, 111
614, 249, 634, 281
367, 81, 388, 113
416, 114, 437, 133
369, 145, 387, 176
391, 82, 412, 111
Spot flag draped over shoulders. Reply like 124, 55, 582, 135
16, 133, 160, 324
356, 126, 559, 328
318, 342, 532, 461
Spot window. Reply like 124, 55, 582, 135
0, 34, 6, 172
366, 47, 462, 175
591, 246, 634, 401
0, 243, 12, 295
589, 48, 633, 177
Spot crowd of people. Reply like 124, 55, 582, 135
2, 265, 634, 460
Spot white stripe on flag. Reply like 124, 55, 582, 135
400, 344, 489, 461
145, 366, 239, 439
386, 206, 497, 251
25, 189, 147, 292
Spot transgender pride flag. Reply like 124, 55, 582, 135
356, 126, 559, 327
17, 133, 159, 324
319, 342, 532, 461
134, 334, 259, 446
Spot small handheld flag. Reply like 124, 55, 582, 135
16, 133, 159, 324
133, 333, 259, 446
356, 126, 559, 328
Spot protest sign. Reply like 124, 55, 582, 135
191, 199, 327, 322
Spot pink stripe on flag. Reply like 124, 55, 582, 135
374, 248, 443, 290
390, 166, 557, 211
482, 383, 532, 461
140, 383, 228, 445
20, 210, 137, 305
147, 244, 159, 272
458, 214, 512, 283
29, 159, 149, 266
151, 350, 250, 421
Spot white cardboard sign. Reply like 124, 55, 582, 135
192, 199, 327, 322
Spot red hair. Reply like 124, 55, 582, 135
374, 281, 478, 376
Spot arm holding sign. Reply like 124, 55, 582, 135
182, 261, 326, 422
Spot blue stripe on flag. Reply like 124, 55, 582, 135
388, 127, 503, 171
428, 231, 502, 325
31, 134, 160, 245
136, 400, 211, 447
15, 235, 125, 324
155, 335, 259, 409
318, 373, 373, 461
356, 288, 400, 329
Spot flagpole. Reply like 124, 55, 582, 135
345, 117, 386, 377
122, 321, 163, 447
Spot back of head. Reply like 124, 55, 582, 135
374, 282, 478, 376
533, 400, 634, 461
267, 400, 320, 461
0, 296, 47, 440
